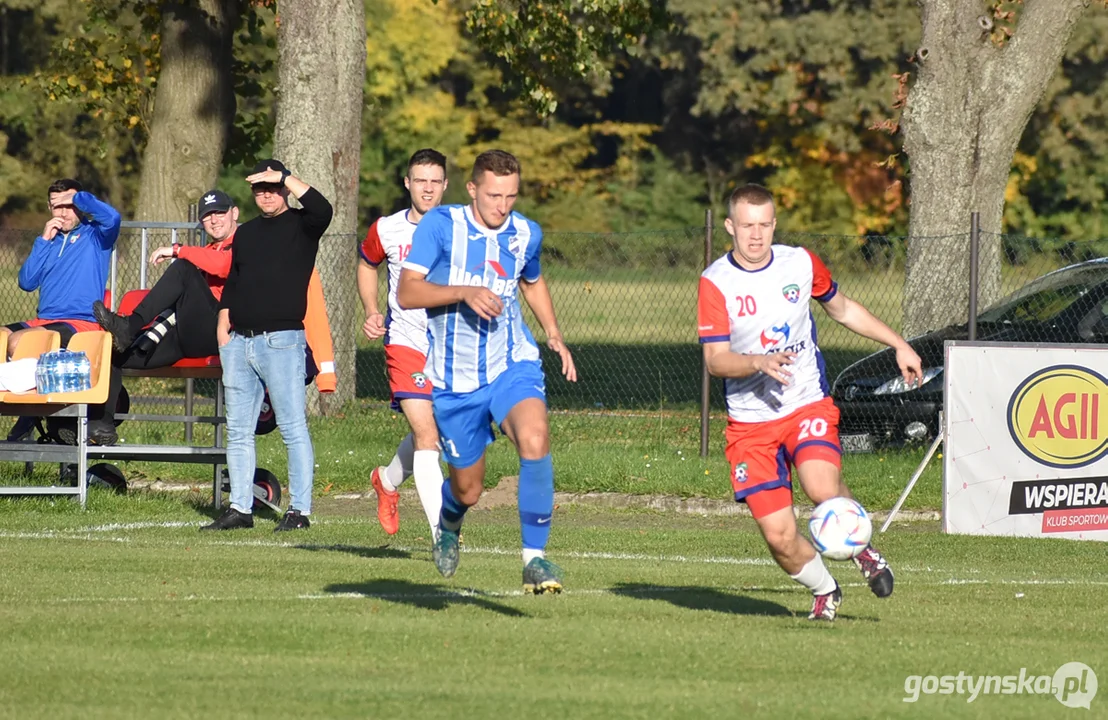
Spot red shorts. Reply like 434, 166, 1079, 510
13, 318, 102, 334
724, 396, 842, 519
384, 343, 432, 411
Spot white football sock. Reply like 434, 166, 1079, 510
412, 449, 444, 537
522, 548, 545, 566
790, 555, 837, 596
382, 433, 415, 491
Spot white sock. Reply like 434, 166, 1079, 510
412, 449, 444, 538
790, 555, 837, 596
522, 548, 544, 566
382, 433, 415, 491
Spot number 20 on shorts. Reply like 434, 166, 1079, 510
798, 418, 828, 440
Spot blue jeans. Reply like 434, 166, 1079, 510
219, 330, 314, 515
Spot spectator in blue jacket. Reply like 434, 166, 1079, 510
3, 179, 121, 442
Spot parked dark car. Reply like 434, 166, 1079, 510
832, 258, 1108, 446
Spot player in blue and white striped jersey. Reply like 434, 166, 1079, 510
398, 149, 577, 593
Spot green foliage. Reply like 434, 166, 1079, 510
3, 0, 1108, 242
1006, 9, 1108, 241
655, 0, 918, 234
458, 0, 667, 115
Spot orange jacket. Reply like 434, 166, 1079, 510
304, 268, 336, 393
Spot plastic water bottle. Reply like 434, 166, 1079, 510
73, 351, 91, 392
35, 351, 60, 394
62, 351, 75, 392
35, 354, 52, 394
34, 350, 90, 393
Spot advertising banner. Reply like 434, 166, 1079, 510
943, 341, 1108, 540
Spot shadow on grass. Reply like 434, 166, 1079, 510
610, 583, 792, 617
323, 579, 526, 617
297, 543, 412, 561
355, 344, 872, 410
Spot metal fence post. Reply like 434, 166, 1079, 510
968, 211, 980, 341
700, 209, 713, 458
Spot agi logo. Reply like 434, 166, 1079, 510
1007, 365, 1108, 469
759, 323, 791, 349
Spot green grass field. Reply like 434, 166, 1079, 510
0, 496, 1103, 719
0, 243, 1102, 718
0, 404, 944, 511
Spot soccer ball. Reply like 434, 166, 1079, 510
808, 497, 873, 561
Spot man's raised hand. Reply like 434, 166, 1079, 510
42, 217, 66, 241
149, 246, 175, 265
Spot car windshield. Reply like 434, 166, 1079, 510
978, 262, 1108, 324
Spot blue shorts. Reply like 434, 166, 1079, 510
432, 360, 547, 469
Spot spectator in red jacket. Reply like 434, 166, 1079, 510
86, 189, 239, 445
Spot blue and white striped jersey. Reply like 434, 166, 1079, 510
402, 204, 543, 392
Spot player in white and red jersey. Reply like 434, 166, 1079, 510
357, 149, 449, 539
697, 184, 922, 621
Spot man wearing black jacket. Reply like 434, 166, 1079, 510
202, 159, 333, 532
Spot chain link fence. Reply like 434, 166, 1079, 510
0, 220, 1105, 453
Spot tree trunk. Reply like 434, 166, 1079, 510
274, 0, 365, 414
901, 0, 1087, 337
134, 0, 239, 222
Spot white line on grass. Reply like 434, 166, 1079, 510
24, 577, 1108, 606
2, 521, 1095, 583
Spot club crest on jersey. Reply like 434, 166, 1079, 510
782, 284, 800, 303
759, 323, 791, 349
411, 372, 428, 389
734, 462, 748, 484
508, 234, 524, 258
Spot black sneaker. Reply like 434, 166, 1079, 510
854, 545, 894, 598
93, 300, 136, 352
808, 582, 842, 621
200, 507, 254, 531
274, 509, 310, 532
56, 423, 118, 447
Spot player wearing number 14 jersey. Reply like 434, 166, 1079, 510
697, 184, 923, 621
357, 149, 450, 541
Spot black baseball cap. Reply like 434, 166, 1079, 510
198, 189, 234, 219
250, 158, 288, 180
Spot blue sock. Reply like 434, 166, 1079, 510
439, 480, 467, 534
519, 455, 554, 552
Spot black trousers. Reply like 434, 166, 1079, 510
100, 261, 221, 426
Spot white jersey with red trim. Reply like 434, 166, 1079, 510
697, 245, 838, 423
360, 208, 429, 354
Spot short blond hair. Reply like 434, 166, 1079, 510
727, 184, 775, 216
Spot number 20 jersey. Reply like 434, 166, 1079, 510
697, 245, 838, 423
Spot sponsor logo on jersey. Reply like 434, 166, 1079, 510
782, 284, 800, 303
759, 323, 791, 349
471, 260, 508, 278
449, 263, 518, 297
1006, 365, 1108, 468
